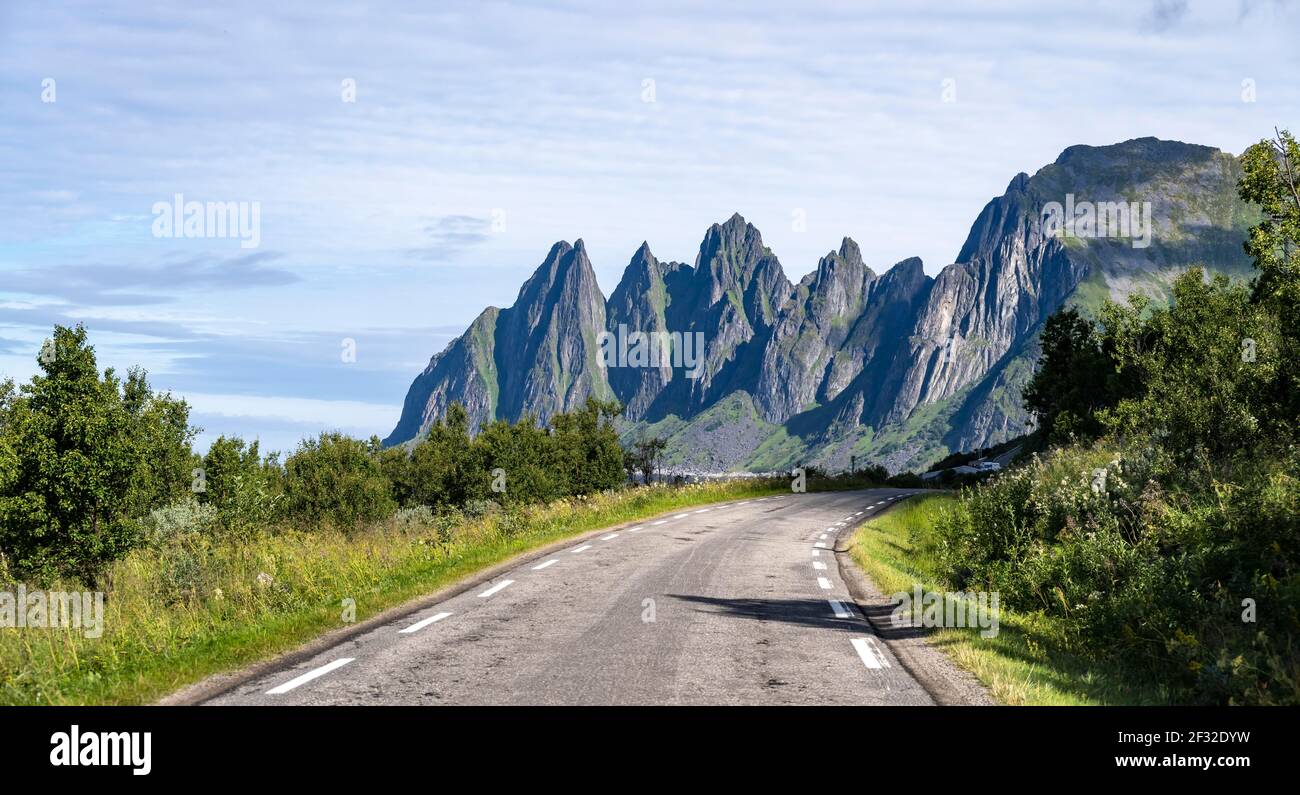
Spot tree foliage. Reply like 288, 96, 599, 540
976, 127, 1300, 703
0, 325, 194, 582
385, 397, 628, 508
1022, 307, 1116, 444
281, 433, 395, 530
199, 435, 282, 536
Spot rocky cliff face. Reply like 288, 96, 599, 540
383, 240, 611, 445
386, 137, 1258, 471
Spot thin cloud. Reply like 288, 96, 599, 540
2, 252, 299, 306
405, 214, 494, 262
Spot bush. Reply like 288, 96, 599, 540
141, 498, 218, 545
885, 471, 922, 488
199, 436, 281, 536
282, 433, 395, 530
389, 505, 436, 529
937, 439, 1300, 704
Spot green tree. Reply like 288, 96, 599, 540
121, 367, 195, 516
1022, 307, 1116, 444
199, 435, 279, 535
1240, 128, 1300, 433
1099, 270, 1275, 463
402, 403, 474, 508
549, 398, 626, 495
0, 325, 194, 581
1240, 128, 1300, 309
282, 432, 395, 530
631, 436, 668, 484
469, 415, 558, 504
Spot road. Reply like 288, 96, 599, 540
205, 489, 937, 706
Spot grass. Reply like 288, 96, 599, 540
848, 494, 1174, 705
0, 479, 786, 706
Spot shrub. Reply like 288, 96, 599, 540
389, 505, 435, 529
885, 471, 922, 488
141, 498, 218, 544
282, 433, 395, 530
199, 435, 281, 536
937, 441, 1300, 704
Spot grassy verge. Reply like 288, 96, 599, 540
1, 480, 784, 705
848, 494, 1175, 705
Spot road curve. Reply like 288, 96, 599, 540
206, 489, 934, 706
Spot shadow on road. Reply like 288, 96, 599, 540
667, 593, 926, 638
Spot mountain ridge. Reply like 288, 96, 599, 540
385, 137, 1258, 472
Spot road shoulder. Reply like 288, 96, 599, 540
835, 498, 997, 707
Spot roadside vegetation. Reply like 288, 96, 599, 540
851, 494, 1175, 704
860, 130, 1300, 705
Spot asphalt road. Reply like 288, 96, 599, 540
206, 489, 935, 706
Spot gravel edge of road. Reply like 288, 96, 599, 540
158, 495, 773, 706
834, 496, 998, 707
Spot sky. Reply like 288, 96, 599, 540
1, 0, 1296, 454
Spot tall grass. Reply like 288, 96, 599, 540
0, 480, 783, 705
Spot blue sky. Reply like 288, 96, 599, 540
1, 0, 1296, 454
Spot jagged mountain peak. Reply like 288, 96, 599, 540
887, 255, 925, 275
698, 213, 761, 255
810, 237, 871, 285
837, 236, 863, 263
388, 137, 1255, 475
513, 239, 598, 310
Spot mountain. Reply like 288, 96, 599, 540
385, 137, 1258, 472
386, 240, 611, 443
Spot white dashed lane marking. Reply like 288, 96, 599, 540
813, 561, 827, 570
531, 559, 559, 571
828, 599, 851, 619
266, 658, 354, 695
477, 579, 514, 598
572, 545, 593, 554
817, 577, 833, 590
400, 611, 452, 634
601, 533, 618, 541
851, 637, 891, 670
